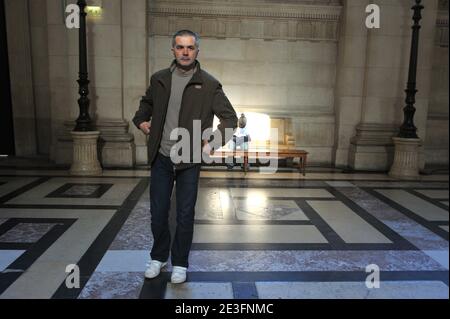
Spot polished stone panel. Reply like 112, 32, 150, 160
188, 250, 446, 272
235, 199, 308, 220
353, 181, 449, 188
165, 282, 234, 299
46, 183, 113, 198
0, 167, 447, 300
78, 272, 144, 299
200, 179, 327, 188
376, 189, 448, 221
415, 189, 449, 199
62, 184, 101, 196
325, 181, 356, 187
90, 249, 446, 272
0, 209, 115, 299
95, 250, 150, 272
230, 188, 334, 198
0, 177, 40, 197
199, 171, 413, 181
422, 250, 449, 270
256, 281, 449, 299
339, 188, 449, 250
109, 189, 153, 250
0, 250, 25, 271
308, 201, 391, 243
193, 225, 327, 244
0, 223, 55, 243
195, 188, 225, 220
6, 177, 139, 206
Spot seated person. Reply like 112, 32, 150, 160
227, 113, 251, 170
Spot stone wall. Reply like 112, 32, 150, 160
344, 0, 440, 171
4, 0, 37, 156
4, 0, 448, 169
425, 0, 449, 166
148, 0, 342, 165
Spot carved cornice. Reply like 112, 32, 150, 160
149, 1, 342, 20
436, 10, 448, 47
437, 10, 448, 26
148, 0, 342, 41
438, 0, 448, 11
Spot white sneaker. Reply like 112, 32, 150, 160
144, 260, 167, 279
171, 266, 187, 284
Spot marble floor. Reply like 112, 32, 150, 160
0, 167, 448, 299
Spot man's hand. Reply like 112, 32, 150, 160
139, 121, 151, 135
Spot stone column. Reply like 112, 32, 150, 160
96, 120, 135, 167
348, 0, 438, 171
389, 137, 421, 179
70, 131, 102, 175
4, 0, 37, 156
333, 0, 369, 168
122, 0, 147, 165
389, 0, 438, 179
52, 0, 142, 167
424, 3, 449, 166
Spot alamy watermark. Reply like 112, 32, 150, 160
65, 4, 80, 29
66, 4, 381, 30
65, 264, 80, 289
365, 264, 380, 289
366, 4, 380, 29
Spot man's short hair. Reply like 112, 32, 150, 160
172, 30, 200, 48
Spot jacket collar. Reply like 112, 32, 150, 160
157, 59, 203, 89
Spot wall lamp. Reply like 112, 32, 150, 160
86, 0, 103, 17
62, 0, 103, 20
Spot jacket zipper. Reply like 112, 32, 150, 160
175, 78, 196, 170
158, 81, 171, 162
161, 94, 178, 176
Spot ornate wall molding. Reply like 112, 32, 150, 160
436, 1, 449, 47
438, 0, 448, 11
148, 0, 342, 41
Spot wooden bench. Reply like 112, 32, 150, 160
211, 148, 308, 176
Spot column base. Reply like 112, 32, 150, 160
348, 124, 398, 171
70, 131, 103, 176
54, 120, 136, 168
388, 137, 421, 180
96, 120, 135, 168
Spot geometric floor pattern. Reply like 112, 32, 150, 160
0, 169, 448, 299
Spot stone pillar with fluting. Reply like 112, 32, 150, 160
70, 131, 102, 176
70, 0, 102, 176
389, 0, 424, 180
389, 137, 421, 179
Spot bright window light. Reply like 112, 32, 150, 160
213, 111, 271, 144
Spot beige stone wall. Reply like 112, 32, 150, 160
29, 0, 51, 156
425, 2, 449, 165
4, 0, 37, 156
148, 0, 342, 165
333, 0, 369, 167
345, 0, 442, 171
4, 0, 448, 169
38, 0, 145, 165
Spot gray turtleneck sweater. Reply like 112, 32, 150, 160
158, 65, 195, 157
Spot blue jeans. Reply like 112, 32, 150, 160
149, 152, 201, 268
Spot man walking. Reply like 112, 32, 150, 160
133, 30, 237, 283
